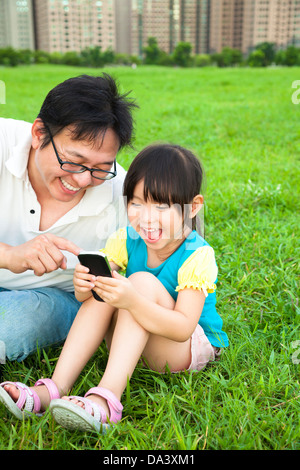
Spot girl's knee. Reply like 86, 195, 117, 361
128, 271, 156, 286
128, 272, 154, 299
128, 272, 163, 296
128, 272, 174, 308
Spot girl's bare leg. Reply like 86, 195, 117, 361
3, 296, 116, 410
51, 296, 116, 393
70, 273, 192, 416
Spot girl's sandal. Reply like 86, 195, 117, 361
0, 378, 60, 420
49, 386, 123, 433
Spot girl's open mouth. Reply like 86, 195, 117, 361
141, 227, 162, 243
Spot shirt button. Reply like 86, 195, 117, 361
30, 209, 35, 214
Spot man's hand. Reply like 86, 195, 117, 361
2, 234, 81, 276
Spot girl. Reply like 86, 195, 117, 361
0, 144, 229, 432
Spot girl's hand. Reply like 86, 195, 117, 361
93, 271, 137, 310
73, 263, 97, 294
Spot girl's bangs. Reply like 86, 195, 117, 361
123, 143, 203, 209
143, 171, 175, 206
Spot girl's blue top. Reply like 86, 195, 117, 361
124, 226, 229, 348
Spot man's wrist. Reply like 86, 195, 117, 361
0, 243, 12, 270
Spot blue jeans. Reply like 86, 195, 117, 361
0, 287, 81, 362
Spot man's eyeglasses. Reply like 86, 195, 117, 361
46, 126, 117, 181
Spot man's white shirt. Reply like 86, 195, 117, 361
0, 118, 127, 292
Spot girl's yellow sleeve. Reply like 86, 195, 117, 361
176, 246, 218, 297
102, 227, 128, 271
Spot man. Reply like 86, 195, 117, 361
0, 73, 137, 363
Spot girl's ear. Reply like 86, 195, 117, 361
189, 194, 204, 219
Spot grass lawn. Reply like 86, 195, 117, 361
0, 64, 299, 451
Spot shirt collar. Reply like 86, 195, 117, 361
78, 179, 114, 216
5, 124, 32, 181
78, 162, 125, 216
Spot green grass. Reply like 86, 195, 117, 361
0, 64, 299, 450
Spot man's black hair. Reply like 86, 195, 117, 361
37, 73, 138, 150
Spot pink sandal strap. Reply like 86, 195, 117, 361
34, 378, 60, 401
85, 387, 123, 423
68, 395, 106, 423
1, 378, 60, 415
1, 381, 41, 413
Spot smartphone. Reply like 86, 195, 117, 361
78, 251, 112, 302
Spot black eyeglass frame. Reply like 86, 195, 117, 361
46, 126, 117, 181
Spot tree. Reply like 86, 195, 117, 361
143, 37, 162, 64
283, 45, 300, 66
254, 42, 276, 66
80, 46, 105, 67
172, 41, 192, 67
18, 49, 34, 65
0, 47, 20, 66
212, 47, 242, 67
194, 54, 212, 67
274, 49, 286, 65
34, 50, 50, 64
223, 47, 242, 66
49, 52, 64, 64
62, 51, 82, 66
102, 47, 115, 65
275, 46, 300, 66
247, 49, 265, 67
157, 50, 174, 66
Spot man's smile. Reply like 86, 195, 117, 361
59, 177, 81, 193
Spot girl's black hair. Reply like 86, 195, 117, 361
37, 73, 138, 149
123, 143, 204, 232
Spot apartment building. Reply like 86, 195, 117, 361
1, 0, 300, 56
130, 0, 300, 55
0, 0, 35, 49
209, 0, 300, 54
33, 0, 115, 53
130, 0, 177, 56
251, 0, 300, 50
114, 0, 131, 54
179, 0, 210, 54
129, 0, 210, 56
